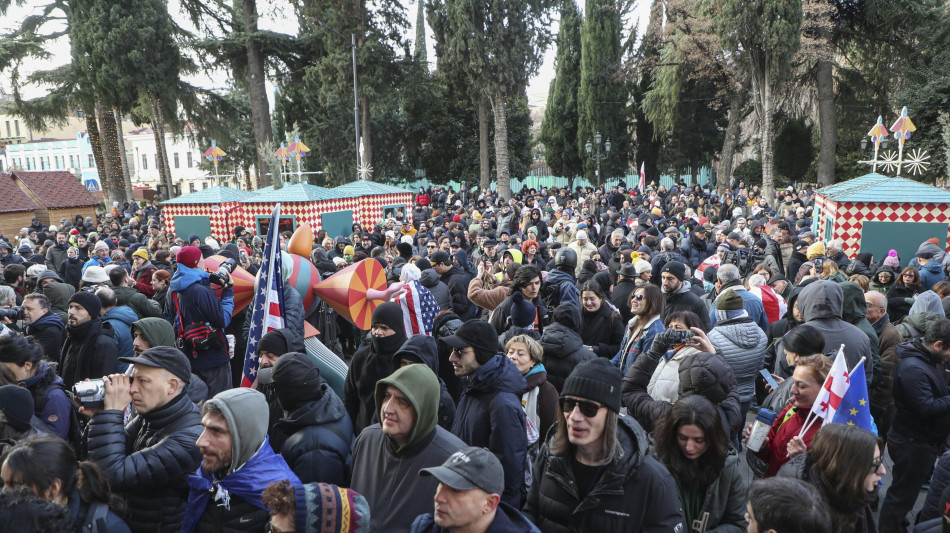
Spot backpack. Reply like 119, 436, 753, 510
539, 277, 572, 317
34, 380, 83, 454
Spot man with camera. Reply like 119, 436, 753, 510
165, 246, 234, 396
85, 346, 203, 533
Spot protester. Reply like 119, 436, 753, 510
344, 302, 407, 434
504, 334, 557, 445
60, 290, 119, 389
579, 281, 625, 358
745, 477, 831, 533
612, 283, 665, 375
262, 479, 370, 533
0, 334, 73, 442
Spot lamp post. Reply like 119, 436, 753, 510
585, 132, 610, 189
313, 19, 361, 181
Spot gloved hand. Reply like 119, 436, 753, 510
645, 329, 684, 361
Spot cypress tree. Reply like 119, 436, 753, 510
415, 1, 428, 64
577, 0, 629, 186
539, 0, 583, 182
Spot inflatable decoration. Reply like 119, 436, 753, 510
287, 222, 314, 257
312, 258, 405, 330
303, 321, 347, 398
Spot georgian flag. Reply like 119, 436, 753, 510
811, 346, 851, 423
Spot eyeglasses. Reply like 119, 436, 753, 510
630, 294, 645, 302
870, 458, 884, 473
426, 245, 436, 248
559, 397, 603, 417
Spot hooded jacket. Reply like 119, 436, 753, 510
86, 387, 202, 533
166, 264, 234, 372
708, 314, 767, 404
917, 260, 946, 291
419, 268, 452, 311
798, 281, 872, 386
344, 323, 407, 435
40, 276, 75, 321
524, 415, 684, 533
451, 355, 528, 508
891, 339, 950, 445
390, 335, 456, 430
269, 353, 354, 486
839, 282, 883, 388
182, 389, 300, 533
707, 281, 769, 332
541, 306, 597, 391
61, 318, 119, 389
350, 365, 467, 533
24, 310, 64, 364
440, 262, 474, 319
870, 265, 896, 294
102, 305, 138, 361
489, 290, 547, 338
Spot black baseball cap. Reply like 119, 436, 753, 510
441, 320, 498, 362
430, 251, 451, 265
119, 346, 191, 383
420, 447, 504, 495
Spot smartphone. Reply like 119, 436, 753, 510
760, 368, 779, 389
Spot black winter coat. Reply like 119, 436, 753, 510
891, 339, 950, 445
524, 415, 684, 533
539, 323, 596, 392
610, 278, 637, 324
86, 391, 203, 533
192, 494, 268, 533
786, 251, 807, 281
580, 304, 625, 359
269, 387, 354, 486
661, 284, 711, 331
489, 292, 547, 337
441, 264, 474, 319
343, 333, 404, 435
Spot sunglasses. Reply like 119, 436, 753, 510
426, 244, 436, 248
631, 294, 645, 302
559, 397, 603, 417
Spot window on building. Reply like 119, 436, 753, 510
142, 154, 148, 170
186, 152, 193, 168
154, 154, 158, 169
202, 181, 209, 189
5, 121, 9, 138
173, 153, 180, 168
189, 182, 196, 193
14, 120, 19, 137
39, 157, 45, 170
88, 154, 94, 168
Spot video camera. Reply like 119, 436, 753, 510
721, 247, 765, 277
73, 365, 135, 409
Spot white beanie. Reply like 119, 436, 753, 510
401, 235, 414, 244
635, 260, 653, 274
94, 240, 110, 252
576, 230, 588, 241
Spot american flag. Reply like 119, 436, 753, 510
395, 280, 440, 336
241, 205, 285, 388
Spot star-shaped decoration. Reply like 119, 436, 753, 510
847, 421, 855, 427
858, 398, 866, 406
849, 407, 858, 416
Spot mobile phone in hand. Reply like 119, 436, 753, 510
760, 369, 779, 389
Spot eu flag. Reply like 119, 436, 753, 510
830, 360, 877, 435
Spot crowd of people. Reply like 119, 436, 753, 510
0, 180, 949, 532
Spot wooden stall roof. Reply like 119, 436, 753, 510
0, 173, 38, 213
12, 171, 100, 208
817, 173, 950, 203
162, 186, 251, 205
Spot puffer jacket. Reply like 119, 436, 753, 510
524, 415, 684, 533
623, 350, 743, 436
891, 339, 950, 445
668, 449, 748, 533
646, 346, 701, 404
918, 260, 946, 292
420, 268, 452, 311
897, 311, 944, 341
798, 281, 872, 386
86, 390, 203, 533
580, 303, 625, 359
707, 315, 767, 404
102, 305, 138, 361
539, 323, 596, 392
269, 386, 353, 486
165, 264, 234, 372
451, 355, 528, 508
921, 449, 950, 523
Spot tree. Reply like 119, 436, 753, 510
539, 0, 583, 182
712, 0, 802, 203
578, 0, 629, 186
414, 0, 427, 64
774, 118, 815, 184
430, 0, 556, 199
241, 0, 274, 187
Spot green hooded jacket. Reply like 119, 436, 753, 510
373, 364, 439, 456
839, 281, 882, 386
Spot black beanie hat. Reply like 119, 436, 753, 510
371, 302, 405, 334
561, 359, 622, 412
257, 329, 289, 356
69, 290, 101, 318
661, 261, 688, 282
509, 292, 536, 329
0, 385, 34, 432
272, 352, 326, 412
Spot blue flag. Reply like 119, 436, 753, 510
830, 360, 877, 435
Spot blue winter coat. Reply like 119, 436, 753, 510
681, 236, 714, 269
919, 260, 946, 292
82, 254, 111, 274
102, 305, 138, 365
269, 387, 353, 486
451, 355, 528, 509
165, 264, 234, 372
611, 315, 665, 376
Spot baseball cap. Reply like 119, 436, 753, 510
119, 346, 191, 383
419, 447, 504, 495
440, 320, 499, 364
430, 251, 451, 265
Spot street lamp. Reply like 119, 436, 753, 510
585, 132, 611, 188
313, 19, 361, 181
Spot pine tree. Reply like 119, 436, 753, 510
415, 1, 428, 64
539, 0, 583, 182
577, 0, 629, 187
